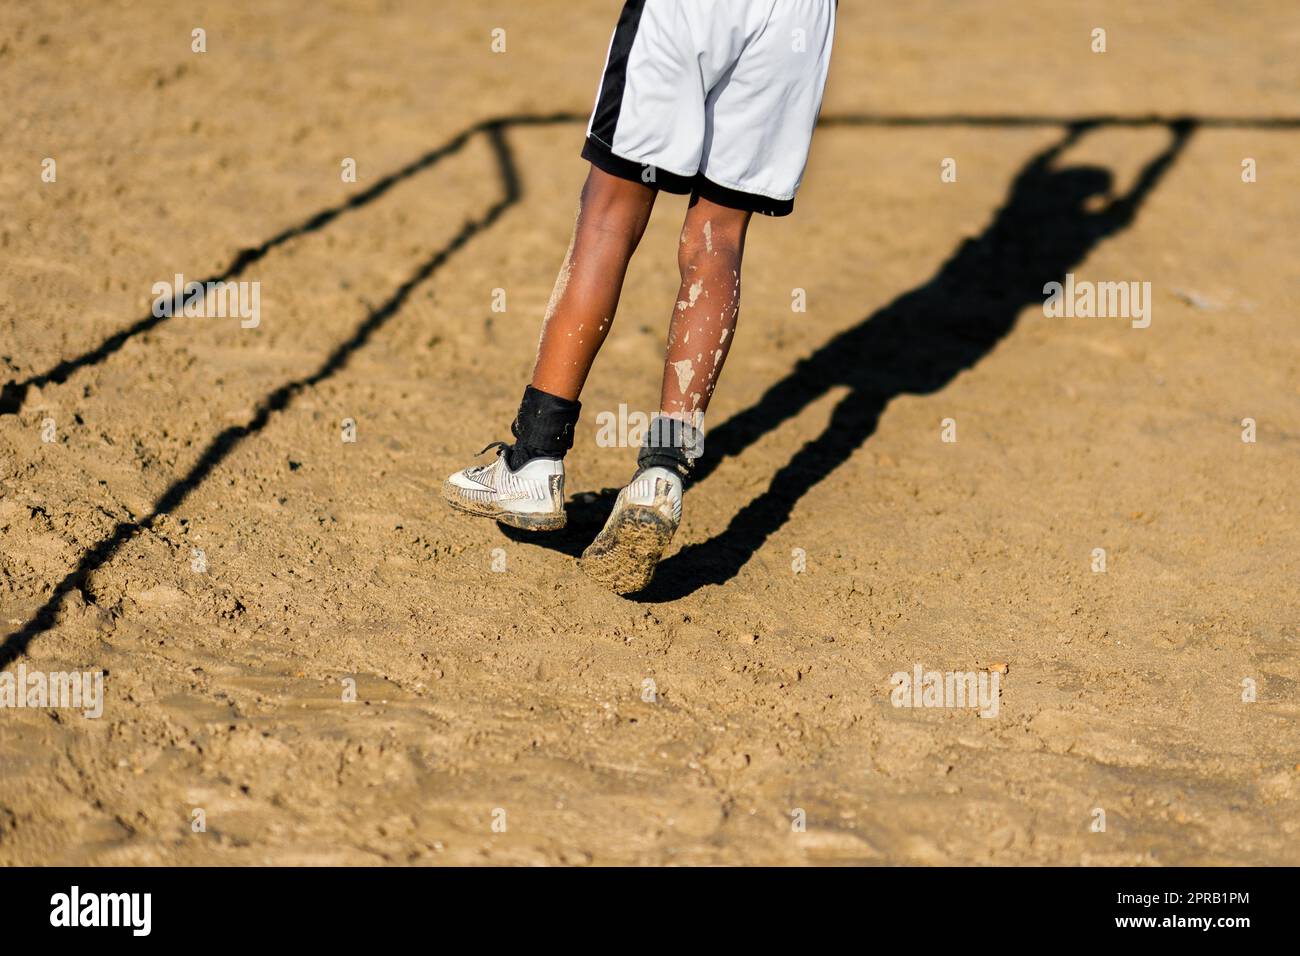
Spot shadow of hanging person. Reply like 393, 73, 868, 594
632, 118, 1195, 602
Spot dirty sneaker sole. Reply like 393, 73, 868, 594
579, 503, 674, 594
441, 480, 566, 531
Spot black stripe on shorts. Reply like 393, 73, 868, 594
589, 0, 649, 147
583, 137, 796, 216
692, 176, 795, 218
581, 136, 695, 194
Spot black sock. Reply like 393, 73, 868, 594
505, 385, 581, 470
636, 415, 703, 479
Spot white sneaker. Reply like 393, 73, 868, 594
580, 466, 683, 594
442, 448, 566, 531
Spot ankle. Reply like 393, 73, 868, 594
506, 385, 581, 470
636, 414, 704, 478
505, 443, 568, 471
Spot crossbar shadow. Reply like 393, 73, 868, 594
2, 111, 1288, 419
0, 112, 581, 416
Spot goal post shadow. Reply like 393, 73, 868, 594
1, 109, 1288, 651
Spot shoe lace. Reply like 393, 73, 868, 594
478, 440, 513, 458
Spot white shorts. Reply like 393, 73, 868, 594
583, 0, 837, 216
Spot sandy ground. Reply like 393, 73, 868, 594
1, 0, 1297, 865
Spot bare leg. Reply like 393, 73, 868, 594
530, 166, 657, 401
658, 196, 752, 424
578, 199, 751, 593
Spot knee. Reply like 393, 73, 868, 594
678, 217, 745, 280
579, 170, 654, 244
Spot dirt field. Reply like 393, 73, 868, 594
1, 1, 1297, 865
